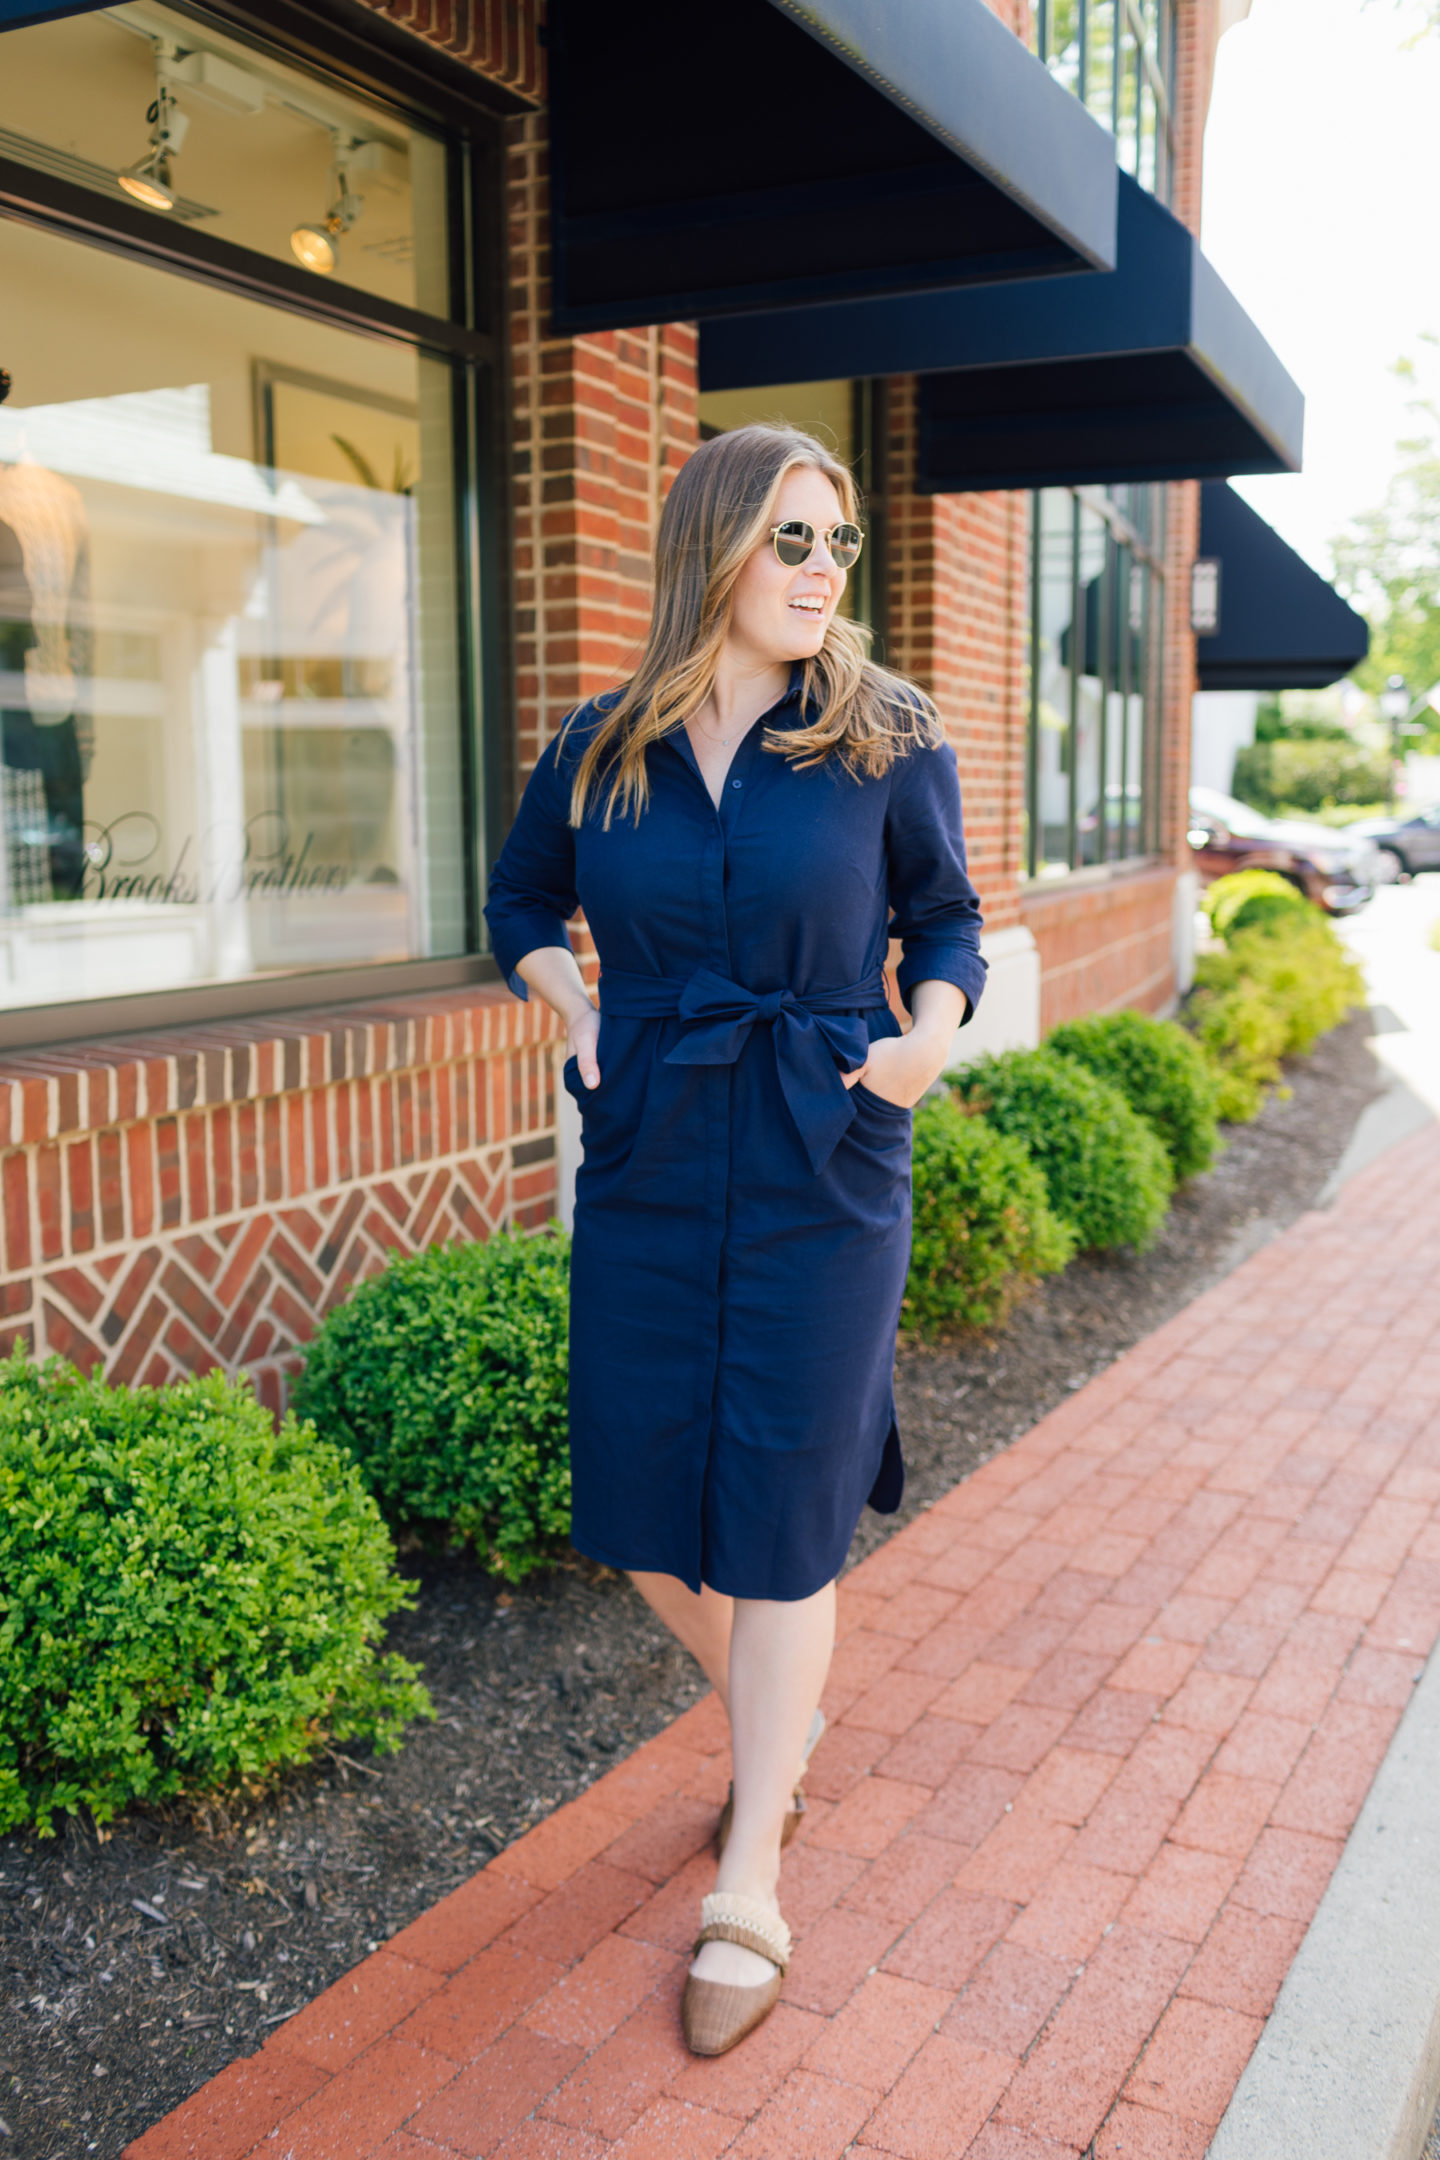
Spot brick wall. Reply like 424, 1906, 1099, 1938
0, 989, 557, 1408
1022, 869, 1179, 1030
507, 113, 698, 784
879, 379, 1030, 936
359, 0, 542, 98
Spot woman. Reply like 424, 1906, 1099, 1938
485, 423, 985, 2056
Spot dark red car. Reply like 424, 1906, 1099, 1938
1187, 787, 1380, 916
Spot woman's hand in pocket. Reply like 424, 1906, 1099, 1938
568, 1000, 601, 1090
516, 949, 603, 1089
841, 1033, 934, 1109
841, 981, 969, 1108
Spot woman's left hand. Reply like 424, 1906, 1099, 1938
841, 980, 970, 1108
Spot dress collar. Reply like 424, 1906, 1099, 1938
663, 665, 806, 775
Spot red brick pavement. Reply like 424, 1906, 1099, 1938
127, 1122, 1440, 2160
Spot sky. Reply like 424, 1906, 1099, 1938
1201, 0, 1440, 576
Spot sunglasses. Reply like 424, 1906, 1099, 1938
770, 518, 864, 571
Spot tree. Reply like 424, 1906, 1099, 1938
1332, 343, 1440, 752
1369, 0, 1440, 39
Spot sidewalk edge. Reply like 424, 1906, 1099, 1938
1207, 1640, 1440, 2160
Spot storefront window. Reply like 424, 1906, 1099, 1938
0, 4, 448, 312
0, 4, 484, 1016
1025, 484, 1164, 879
1033, 0, 1175, 202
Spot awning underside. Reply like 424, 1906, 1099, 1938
700, 173, 1304, 492
917, 352, 1290, 492
1196, 482, 1369, 691
547, 0, 1117, 333
0, 0, 106, 26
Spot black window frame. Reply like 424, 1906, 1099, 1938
1024, 482, 1167, 882
1032, 0, 1176, 203
0, 0, 519, 1052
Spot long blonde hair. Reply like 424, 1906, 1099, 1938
564, 423, 939, 827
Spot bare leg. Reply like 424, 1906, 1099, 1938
690, 1581, 836, 1987
628, 1571, 734, 1707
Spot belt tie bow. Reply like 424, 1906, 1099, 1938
598, 965, 889, 1175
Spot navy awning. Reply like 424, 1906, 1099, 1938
0, 0, 104, 23
548, 0, 1118, 335
700, 172, 1303, 490
1196, 483, 1369, 691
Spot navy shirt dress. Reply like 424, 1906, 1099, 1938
484, 675, 986, 1601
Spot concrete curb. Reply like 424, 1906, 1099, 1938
1319, 1075, 1436, 1206
1207, 1641, 1440, 2160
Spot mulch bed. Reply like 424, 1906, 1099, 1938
0, 1009, 1384, 2160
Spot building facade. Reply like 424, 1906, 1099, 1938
0, 0, 1277, 1400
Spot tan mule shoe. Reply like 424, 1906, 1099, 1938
682, 1892, 792, 2056
713, 1709, 826, 1857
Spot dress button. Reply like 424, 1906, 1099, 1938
731, 778, 743, 789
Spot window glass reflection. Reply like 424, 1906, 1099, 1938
1126, 561, 1148, 855
1075, 506, 1107, 867
0, 217, 466, 1008
1033, 490, 1075, 878
1044, 0, 1082, 99
0, 2, 449, 314
1027, 486, 1163, 879
1037, 0, 1172, 202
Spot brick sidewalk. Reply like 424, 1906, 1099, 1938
129, 1122, 1440, 2160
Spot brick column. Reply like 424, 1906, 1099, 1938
357, 0, 543, 96
507, 113, 698, 785
879, 380, 1030, 937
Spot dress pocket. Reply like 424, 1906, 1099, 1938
563, 1024, 607, 1106
564, 1038, 638, 1186
852, 1080, 913, 1120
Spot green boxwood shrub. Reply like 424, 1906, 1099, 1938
1047, 1010, 1221, 1183
293, 1229, 571, 1583
904, 1098, 1075, 1337
1186, 892, 1365, 1122
1185, 978, 1290, 1123
0, 1354, 429, 1837
950, 1049, 1173, 1253
1203, 868, 1313, 939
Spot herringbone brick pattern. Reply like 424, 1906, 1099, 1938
0, 984, 562, 1406
29, 1139, 539, 1414
125, 1120, 1440, 2158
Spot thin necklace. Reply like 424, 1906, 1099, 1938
694, 708, 746, 747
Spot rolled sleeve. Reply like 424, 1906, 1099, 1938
483, 733, 581, 999
886, 736, 987, 1021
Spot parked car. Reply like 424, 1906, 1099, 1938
1187, 786, 1381, 915
1346, 803, 1440, 879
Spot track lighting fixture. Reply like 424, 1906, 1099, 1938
291, 137, 364, 275
117, 77, 189, 212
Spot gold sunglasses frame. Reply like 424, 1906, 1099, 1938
769, 519, 864, 570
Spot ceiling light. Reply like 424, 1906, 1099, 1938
118, 148, 176, 210
290, 217, 342, 275
291, 141, 364, 276
116, 77, 188, 214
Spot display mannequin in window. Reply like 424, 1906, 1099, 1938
0, 372, 93, 902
